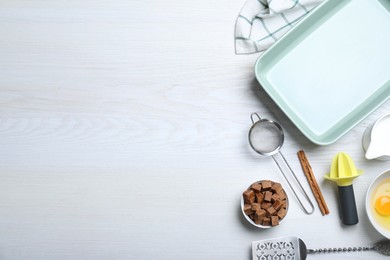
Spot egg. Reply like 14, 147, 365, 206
375, 196, 390, 216
371, 179, 390, 229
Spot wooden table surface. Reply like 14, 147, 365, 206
0, 1, 389, 259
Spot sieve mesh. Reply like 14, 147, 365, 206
249, 120, 283, 155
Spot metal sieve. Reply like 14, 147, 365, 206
248, 113, 314, 214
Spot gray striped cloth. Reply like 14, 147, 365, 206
235, 0, 323, 54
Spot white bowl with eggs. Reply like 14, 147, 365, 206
366, 170, 390, 239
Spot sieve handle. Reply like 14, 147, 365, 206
250, 113, 261, 125
272, 152, 315, 214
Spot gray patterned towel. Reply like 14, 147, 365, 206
235, 0, 323, 54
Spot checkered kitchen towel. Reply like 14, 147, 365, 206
235, 0, 323, 54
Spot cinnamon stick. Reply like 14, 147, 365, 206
297, 150, 330, 215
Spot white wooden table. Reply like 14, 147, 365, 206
0, 1, 389, 259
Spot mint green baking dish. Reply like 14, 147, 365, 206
255, 0, 390, 145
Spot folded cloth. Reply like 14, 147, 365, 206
235, 0, 323, 54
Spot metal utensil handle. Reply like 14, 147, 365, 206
307, 246, 374, 254
272, 151, 315, 214
250, 112, 261, 124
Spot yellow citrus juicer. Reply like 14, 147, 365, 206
325, 152, 363, 225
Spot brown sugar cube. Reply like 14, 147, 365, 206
271, 216, 279, 226
277, 208, 287, 219
271, 193, 280, 202
254, 215, 262, 224
272, 199, 283, 211
251, 203, 261, 212
261, 180, 272, 190
243, 190, 255, 204
243, 204, 254, 215
254, 209, 266, 224
264, 191, 273, 202
278, 190, 287, 200
248, 213, 254, 220
255, 209, 266, 219
261, 202, 272, 209
271, 183, 283, 193
262, 217, 271, 226
255, 192, 264, 204
255, 209, 266, 218
281, 200, 287, 209
266, 206, 276, 216
251, 183, 262, 193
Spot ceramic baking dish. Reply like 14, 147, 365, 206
255, 0, 390, 145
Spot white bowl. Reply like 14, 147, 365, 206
241, 180, 289, 228
366, 170, 390, 239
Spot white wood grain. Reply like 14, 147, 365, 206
0, 0, 389, 259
